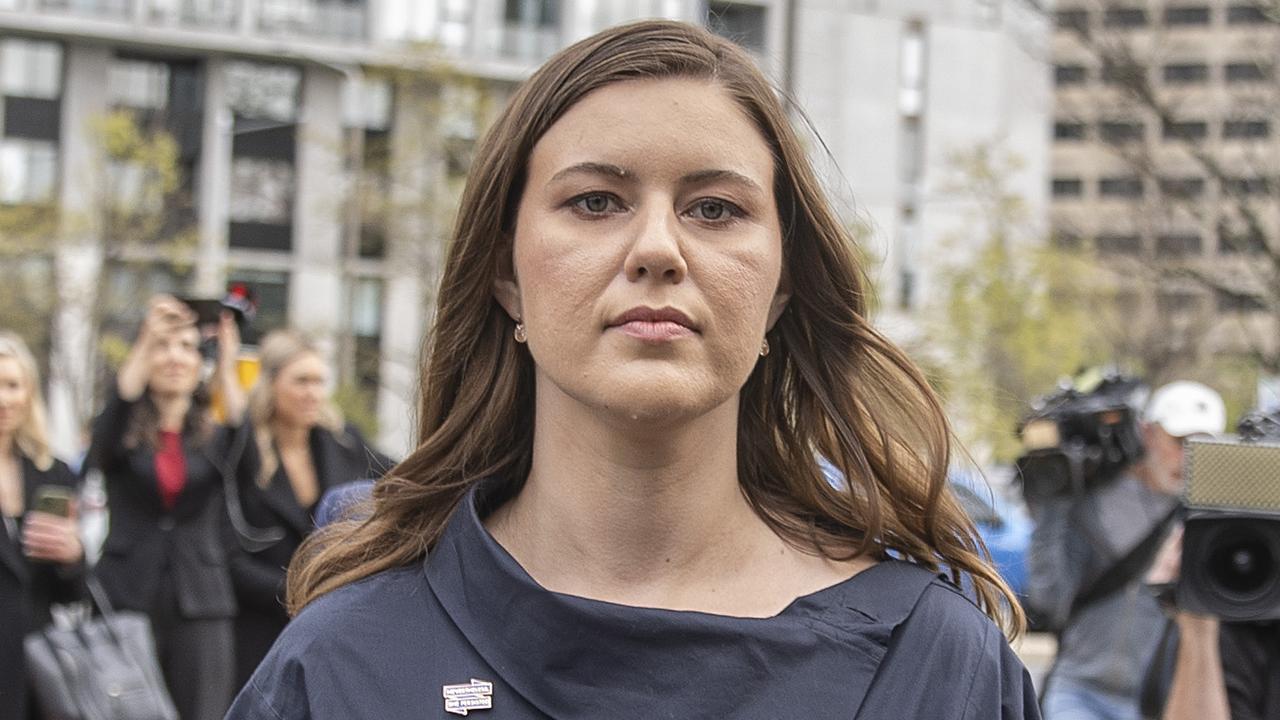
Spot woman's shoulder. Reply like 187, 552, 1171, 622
863, 570, 1039, 718
22, 454, 78, 487
230, 564, 444, 719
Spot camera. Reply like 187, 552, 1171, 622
1177, 411, 1280, 622
1014, 374, 1148, 501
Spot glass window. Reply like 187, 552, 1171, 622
1055, 9, 1088, 32
1227, 4, 1268, 24
0, 38, 62, 100
1099, 120, 1144, 143
1155, 233, 1202, 256
342, 75, 392, 130
229, 158, 295, 223
108, 58, 170, 110
1051, 178, 1083, 198
1226, 62, 1270, 82
1163, 119, 1208, 140
1164, 7, 1211, 25
1103, 8, 1147, 27
1163, 63, 1208, 83
1223, 119, 1270, 139
706, 2, 768, 54
1096, 233, 1142, 255
1099, 177, 1143, 198
225, 61, 300, 122
504, 0, 559, 27
1054, 121, 1087, 140
350, 276, 382, 338
1223, 176, 1272, 195
1159, 177, 1205, 198
898, 22, 927, 116
1218, 228, 1267, 254
1055, 64, 1087, 85
1216, 290, 1265, 313
0, 138, 56, 204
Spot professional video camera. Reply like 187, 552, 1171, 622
1014, 374, 1148, 502
1177, 410, 1280, 621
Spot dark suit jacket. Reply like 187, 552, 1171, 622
88, 385, 243, 621
230, 422, 392, 685
0, 454, 82, 720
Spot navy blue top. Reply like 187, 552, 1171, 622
227, 481, 1040, 719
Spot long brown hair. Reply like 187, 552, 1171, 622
288, 20, 1024, 636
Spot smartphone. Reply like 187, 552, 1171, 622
32, 485, 74, 518
178, 297, 225, 328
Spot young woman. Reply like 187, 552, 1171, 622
230, 21, 1036, 719
230, 330, 392, 686
89, 295, 245, 720
0, 332, 82, 720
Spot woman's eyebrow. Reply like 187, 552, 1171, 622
681, 169, 765, 195
548, 162, 633, 185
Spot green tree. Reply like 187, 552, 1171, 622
932, 145, 1111, 461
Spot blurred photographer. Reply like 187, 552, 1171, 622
1026, 380, 1226, 720
1148, 411, 1280, 720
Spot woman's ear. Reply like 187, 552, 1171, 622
493, 235, 522, 321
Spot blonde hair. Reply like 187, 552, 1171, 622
249, 330, 344, 488
0, 331, 54, 471
289, 20, 1024, 637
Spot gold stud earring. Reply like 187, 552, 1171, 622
760, 338, 770, 357
514, 321, 528, 344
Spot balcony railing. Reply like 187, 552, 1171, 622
2, 0, 368, 44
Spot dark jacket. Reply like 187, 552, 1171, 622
228, 479, 1040, 720
88, 384, 243, 620
231, 422, 392, 685
0, 454, 83, 720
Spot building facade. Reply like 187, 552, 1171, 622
0, 0, 1047, 457
1049, 0, 1278, 377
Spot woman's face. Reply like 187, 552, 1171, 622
498, 77, 788, 424
0, 356, 31, 438
272, 352, 329, 430
147, 326, 202, 397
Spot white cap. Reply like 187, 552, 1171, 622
1144, 381, 1226, 438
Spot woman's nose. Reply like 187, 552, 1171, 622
623, 204, 688, 284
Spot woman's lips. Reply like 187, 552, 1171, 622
612, 320, 695, 342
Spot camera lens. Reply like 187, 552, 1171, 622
1208, 528, 1275, 598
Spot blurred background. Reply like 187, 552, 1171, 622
0, 0, 1276, 486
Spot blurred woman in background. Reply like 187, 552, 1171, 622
0, 331, 82, 720
88, 295, 245, 720
230, 329, 391, 686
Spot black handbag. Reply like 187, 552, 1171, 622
23, 575, 178, 720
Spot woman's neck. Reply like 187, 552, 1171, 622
0, 432, 14, 460
151, 392, 191, 433
485, 379, 811, 615
271, 419, 310, 450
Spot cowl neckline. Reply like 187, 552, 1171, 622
423, 480, 942, 719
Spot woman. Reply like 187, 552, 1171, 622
89, 295, 245, 720
230, 21, 1037, 719
230, 330, 392, 686
0, 332, 82, 720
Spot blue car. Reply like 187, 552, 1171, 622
946, 470, 1031, 599
819, 460, 1030, 599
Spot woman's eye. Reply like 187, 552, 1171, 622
571, 193, 620, 215
690, 199, 741, 223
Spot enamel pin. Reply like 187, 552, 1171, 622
442, 679, 493, 716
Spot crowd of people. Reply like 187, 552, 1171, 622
1, 297, 391, 720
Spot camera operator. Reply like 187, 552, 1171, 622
1147, 413, 1280, 720
1028, 381, 1226, 720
